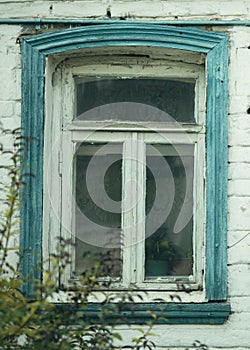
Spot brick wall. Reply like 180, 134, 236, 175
0, 1, 250, 349
0, 1, 249, 20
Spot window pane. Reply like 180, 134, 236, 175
76, 78, 195, 122
74, 143, 122, 278
145, 144, 194, 278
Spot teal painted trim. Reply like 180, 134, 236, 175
20, 41, 45, 296
20, 23, 228, 302
0, 18, 250, 26
25, 25, 224, 55
206, 37, 228, 301
54, 303, 231, 325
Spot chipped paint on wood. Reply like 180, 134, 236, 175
20, 24, 228, 309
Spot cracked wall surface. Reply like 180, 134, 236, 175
0, 1, 250, 349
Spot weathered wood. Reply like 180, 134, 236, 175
54, 302, 231, 325
20, 23, 228, 307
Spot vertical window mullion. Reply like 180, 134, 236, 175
122, 133, 132, 284
122, 132, 141, 285
135, 133, 146, 284
193, 133, 206, 287
61, 131, 75, 285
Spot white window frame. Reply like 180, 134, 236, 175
44, 51, 206, 300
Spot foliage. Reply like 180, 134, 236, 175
0, 127, 156, 350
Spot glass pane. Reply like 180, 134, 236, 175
74, 143, 122, 278
76, 78, 195, 122
145, 144, 194, 278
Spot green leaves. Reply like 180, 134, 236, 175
0, 127, 157, 350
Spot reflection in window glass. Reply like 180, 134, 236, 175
74, 143, 122, 278
76, 78, 195, 122
145, 144, 194, 278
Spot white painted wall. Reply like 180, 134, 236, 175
0, 1, 250, 349
0, 1, 249, 20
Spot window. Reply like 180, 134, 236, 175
21, 23, 230, 323
45, 53, 205, 295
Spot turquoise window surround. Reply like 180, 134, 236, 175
20, 23, 230, 324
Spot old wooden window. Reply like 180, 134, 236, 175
21, 24, 229, 322
44, 50, 206, 296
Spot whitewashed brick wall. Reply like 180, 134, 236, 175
0, 1, 249, 20
0, 1, 250, 349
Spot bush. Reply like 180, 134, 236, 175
0, 127, 155, 350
